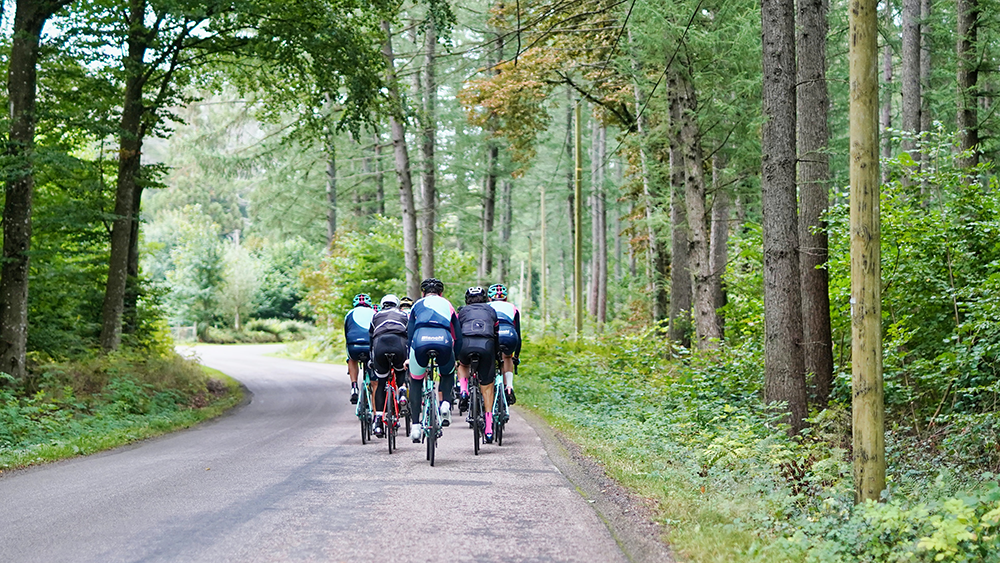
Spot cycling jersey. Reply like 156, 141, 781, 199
344, 305, 376, 360
488, 300, 521, 356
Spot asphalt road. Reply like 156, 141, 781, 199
0, 344, 630, 563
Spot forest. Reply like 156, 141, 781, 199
3, 0, 1000, 560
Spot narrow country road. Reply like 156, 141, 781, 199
0, 344, 630, 563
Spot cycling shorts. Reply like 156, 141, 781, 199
371, 334, 407, 379
497, 324, 519, 355
347, 342, 370, 362
458, 336, 496, 386
408, 327, 455, 379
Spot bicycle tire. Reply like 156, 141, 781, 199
497, 392, 507, 446
472, 387, 481, 455
360, 394, 368, 445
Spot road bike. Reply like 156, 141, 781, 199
356, 354, 374, 444
419, 351, 442, 466
379, 353, 403, 454
466, 354, 485, 455
491, 356, 509, 446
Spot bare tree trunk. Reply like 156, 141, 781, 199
901, 0, 921, 152
667, 87, 692, 345
589, 117, 599, 317
674, 73, 719, 349
479, 145, 498, 283
614, 161, 623, 283
325, 132, 337, 246
920, 0, 932, 137
597, 125, 608, 326
382, 20, 419, 297
762, 0, 808, 433
361, 144, 374, 218
798, 0, 834, 405
497, 180, 513, 283
122, 184, 142, 335
1, 0, 71, 378
957, 0, 980, 168
849, 0, 885, 503
709, 156, 730, 340
373, 132, 385, 216
880, 1, 893, 184
101, 0, 149, 352
420, 18, 437, 279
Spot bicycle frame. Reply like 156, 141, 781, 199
356, 355, 374, 444
419, 353, 440, 466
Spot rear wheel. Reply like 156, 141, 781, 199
495, 397, 505, 447
359, 390, 369, 445
472, 388, 481, 455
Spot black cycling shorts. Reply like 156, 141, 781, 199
347, 342, 370, 362
371, 334, 407, 379
458, 336, 496, 386
497, 324, 519, 355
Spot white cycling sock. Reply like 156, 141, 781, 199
440, 400, 451, 413
504, 371, 513, 389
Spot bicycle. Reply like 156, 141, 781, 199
491, 355, 509, 447
380, 353, 402, 454
418, 351, 442, 466
356, 353, 374, 444
466, 354, 485, 455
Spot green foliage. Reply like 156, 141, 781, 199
0, 353, 240, 470
519, 334, 1000, 562
302, 216, 406, 325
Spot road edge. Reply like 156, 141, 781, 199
518, 407, 675, 563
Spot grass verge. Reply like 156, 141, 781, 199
0, 356, 243, 474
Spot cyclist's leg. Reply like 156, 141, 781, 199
477, 340, 496, 440
408, 345, 427, 439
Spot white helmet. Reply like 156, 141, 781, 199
380, 294, 400, 309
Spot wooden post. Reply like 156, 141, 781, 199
574, 102, 583, 336
850, 0, 885, 504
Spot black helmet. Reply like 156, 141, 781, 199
420, 278, 444, 295
465, 286, 487, 304
399, 296, 414, 309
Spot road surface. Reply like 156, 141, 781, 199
0, 344, 631, 563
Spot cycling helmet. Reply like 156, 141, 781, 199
465, 286, 487, 304
353, 293, 373, 308
420, 278, 444, 295
487, 283, 508, 301
399, 296, 414, 309
380, 294, 400, 309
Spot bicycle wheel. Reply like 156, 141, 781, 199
496, 394, 506, 446
472, 387, 481, 455
359, 388, 369, 445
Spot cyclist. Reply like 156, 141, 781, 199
345, 293, 376, 404
399, 296, 414, 316
368, 294, 409, 438
456, 286, 500, 442
406, 278, 462, 442
488, 283, 520, 406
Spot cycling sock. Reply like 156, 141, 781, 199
459, 378, 469, 395
351, 382, 358, 389
485, 411, 493, 430
504, 371, 513, 389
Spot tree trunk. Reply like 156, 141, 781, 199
589, 117, 600, 317
798, 0, 834, 405
675, 72, 720, 349
762, 0, 808, 433
849, 0, 885, 503
420, 18, 437, 279
668, 87, 692, 345
101, 0, 149, 352
373, 132, 385, 216
957, 0, 980, 168
382, 21, 419, 297
597, 126, 608, 326
479, 144, 498, 283
325, 132, 337, 246
122, 183, 143, 335
920, 0, 932, 137
901, 0, 921, 152
709, 156, 730, 339
497, 180, 513, 284
1, 0, 66, 378
880, 2, 893, 184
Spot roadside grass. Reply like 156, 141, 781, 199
0, 355, 243, 473
517, 335, 1000, 563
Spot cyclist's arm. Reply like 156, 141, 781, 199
451, 309, 463, 353
514, 310, 522, 357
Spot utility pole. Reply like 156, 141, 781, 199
541, 185, 547, 329
850, 0, 885, 503
574, 101, 583, 336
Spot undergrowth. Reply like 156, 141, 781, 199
518, 334, 1000, 562
0, 352, 242, 472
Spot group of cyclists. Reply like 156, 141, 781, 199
343, 277, 521, 447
